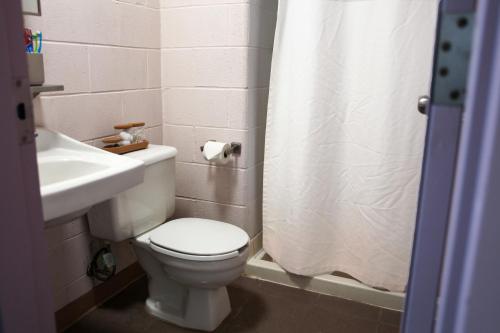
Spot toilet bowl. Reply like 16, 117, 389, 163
133, 218, 249, 331
87, 145, 250, 331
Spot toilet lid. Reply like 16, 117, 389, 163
149, 218, 249, 257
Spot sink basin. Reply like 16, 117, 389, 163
36, 128, 145, 224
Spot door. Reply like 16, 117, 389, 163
0, 1, 55, 332
403, 0, 500, 332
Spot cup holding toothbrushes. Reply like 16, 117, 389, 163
25, 29, 44, 85
26, 53, 44, 85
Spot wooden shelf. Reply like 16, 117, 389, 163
31, 84, 64, 97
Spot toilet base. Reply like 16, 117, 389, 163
145, 286, 231, 332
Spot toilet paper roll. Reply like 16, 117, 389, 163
202, 141, 231, 164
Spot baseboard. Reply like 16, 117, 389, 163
245, 249, 405, 311
55, 262, 145, 332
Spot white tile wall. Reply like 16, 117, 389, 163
172, 197, 262, 238
44, 218, 89, 251
163, 125, 196, 162
51, 93, 123, 141
162, 87, 269, 130
122, 89, 163, 126
45, 218, 138, 310
89, 47, 148, 92
147, 50, 162, 88
26, 0, 162, 311
118, 4, 161, 48
146, 125, 163, 144
147, 0, 162, 9
118, 0, 148, 5
24, 0, 160, 48
249, 3, 278, 48
162, 5, 249, 47
163, 0, 248, 8
247, 47, 273, 88
163, 88, 246, 128
175, 162, 247, 205
161, 1, 277, 238
162, 47, 249, 88
41, 43, 90, 94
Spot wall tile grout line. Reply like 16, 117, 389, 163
175, 196, 247, 209
40, 87, 162, 98
175, 161, 264, 172
164, 85, 269, 89
115, 0, 161, 10
161, 45, 273, 50
43, 40, 159, 51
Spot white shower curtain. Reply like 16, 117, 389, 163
263, 0, 438, 291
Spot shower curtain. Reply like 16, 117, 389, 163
263, 0, 438, 291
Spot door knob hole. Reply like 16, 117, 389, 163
17, 103, 26, 120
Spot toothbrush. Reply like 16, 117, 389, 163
24, 29, 33, 53
37, 31, 42, 53
33, 31, 39, 54
33, 33, 37, 54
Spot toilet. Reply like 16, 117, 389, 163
87, 145, 250, 331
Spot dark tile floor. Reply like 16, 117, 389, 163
66, 276, 401, 333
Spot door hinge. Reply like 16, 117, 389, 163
431, 12, 475, 106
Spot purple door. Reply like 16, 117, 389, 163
402, 0, 473, 331
403, 0, 500, 332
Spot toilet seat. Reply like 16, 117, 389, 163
148, 218, 249, 262
150, 243, 241, 261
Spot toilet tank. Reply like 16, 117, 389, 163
87, 145, 177, 242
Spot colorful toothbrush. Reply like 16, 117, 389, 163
37, 31, 42, 53
24, 29, 33, 53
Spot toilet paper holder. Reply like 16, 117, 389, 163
200, 141, 242, 158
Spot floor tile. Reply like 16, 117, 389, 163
315, 293, 381, 322
377, 323, 400, 333
380, 309, 402, 327
65, 276, 401, 333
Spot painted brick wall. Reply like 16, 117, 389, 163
26, 0, 163, 145
161, 0, 277, 239
24, 0, 162, 310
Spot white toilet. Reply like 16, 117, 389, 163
87, 145, 250, 331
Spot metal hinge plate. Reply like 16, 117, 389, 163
431, 12, 475, 106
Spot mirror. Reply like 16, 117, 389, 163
22, 0, 41, 16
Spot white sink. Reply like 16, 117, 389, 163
36, 128, 145, 224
